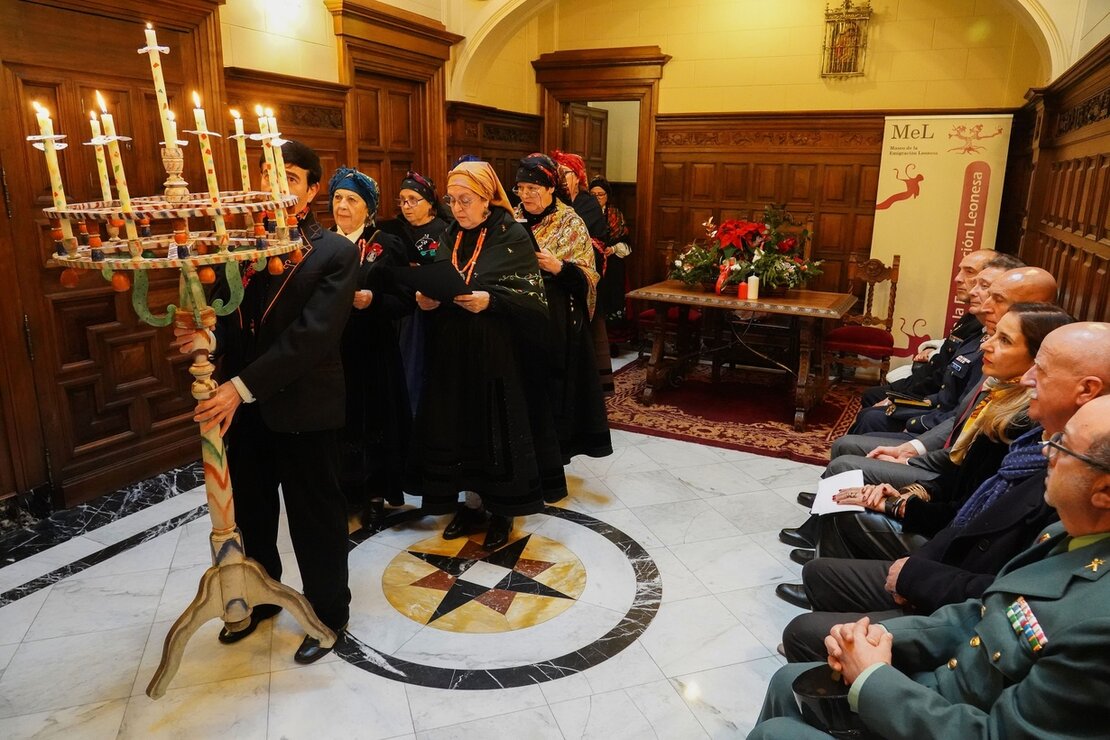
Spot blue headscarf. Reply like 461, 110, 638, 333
328, 166, 380, 217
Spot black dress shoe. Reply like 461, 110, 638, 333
217, 603, 281, 644
294, 630, 340, 664
483, 514, 514, 550
361, 498, 386, 530
796, 491, 817, 507
775, 582, 811, 609
443, 506, 487, 539
779, 526, 815, 549
789, 548, 815, 565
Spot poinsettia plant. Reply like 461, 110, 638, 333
669, 204, 823, 291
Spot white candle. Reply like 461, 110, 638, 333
88, 112, 113, 202
265, 108, 289, 197
255, 105, 281, 201
192, 92, 228, 247
31, 101, 75, 246
96, 91, 140, 246
142, 23, 175, 149
747, 275, 760, 300
230, 109, 250, 192
165, 109, 178, 147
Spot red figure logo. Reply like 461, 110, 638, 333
875, 164, 924, 210
892, 317, 930, 358
947, 124, 1004, 154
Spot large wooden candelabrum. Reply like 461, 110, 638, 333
29, 30, 335, 699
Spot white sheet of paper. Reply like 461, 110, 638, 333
810, 469, 866, 515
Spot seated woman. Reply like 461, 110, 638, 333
514, 153, 613, 464
328, 167, 414, 529
377, 170, 452, 415
817, 303, 1073, 561
406, 160, 566, 550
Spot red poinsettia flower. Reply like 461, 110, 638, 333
717, 220, 763, 250
778, 237, 798, 254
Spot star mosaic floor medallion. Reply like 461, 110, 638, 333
383, 531, 587, 632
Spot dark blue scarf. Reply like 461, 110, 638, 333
951, 426, 1046, 528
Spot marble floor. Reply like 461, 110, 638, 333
0, 407, 822, 738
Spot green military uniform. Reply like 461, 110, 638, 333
750, 523, 1110, 739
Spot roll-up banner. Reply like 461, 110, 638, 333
868, 114, 1012, 363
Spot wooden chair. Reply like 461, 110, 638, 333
822, 254, 900, 385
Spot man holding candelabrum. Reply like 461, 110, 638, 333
175, 140, 357, 664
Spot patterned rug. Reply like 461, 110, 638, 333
606, 359, 860, 466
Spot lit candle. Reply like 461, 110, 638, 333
191, 91, 228, 248
31, 101, 75, 248
230, 109, 251, 192
165, 110, 178, 147
141, 23, 176, 148
255, 105, 281, 201
265, 108, 289, 197
88, 111, 113, 202
96, 90, 140, 247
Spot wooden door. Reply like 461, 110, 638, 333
563, 103, 607, 180
352, 71, 422, 220
0, 1, 223, 507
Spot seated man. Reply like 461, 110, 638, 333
849, 250, 1006, 435
750, 393, 1110, 740
781, 321, 1110, 656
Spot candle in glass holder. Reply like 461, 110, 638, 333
230, 109, 251, 192
96, 90, 140, 247
31, 101, 75, 249
265, 108, 289, 197
88, 111, 113, 203
141, 22, 175, 148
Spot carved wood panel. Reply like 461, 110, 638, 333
1017, 35, 1110, 323
445, 102, 543, 193
0, 0, 224, 507
651, 113, 885, 292
353, 71, 420, 215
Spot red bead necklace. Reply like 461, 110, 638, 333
451, 228, 486, 284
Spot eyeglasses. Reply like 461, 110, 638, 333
443, 195, 478, 209
1040, 432, 1110, 473
512, 185, 545, 197
398, 197, 424, 208
558, 168, 574, 179
589, 190, 607, 198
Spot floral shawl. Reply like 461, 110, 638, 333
515, 200, 599, 318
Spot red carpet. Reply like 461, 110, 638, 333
606, 359, 860, 466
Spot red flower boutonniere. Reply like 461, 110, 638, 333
360, 241, 384, 264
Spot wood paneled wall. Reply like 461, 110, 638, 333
446, 102, 543, 193
650, 113, 885, 292
1015, 37, 1110, 323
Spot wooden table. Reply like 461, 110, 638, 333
627, 280, 857, 431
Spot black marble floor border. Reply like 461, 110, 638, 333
0, 505, 209, 607
335, 505, 662, 689
0, 462, 204, 566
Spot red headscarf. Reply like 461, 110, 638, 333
550, 150, 587, 185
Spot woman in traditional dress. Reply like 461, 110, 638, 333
588, 176, 632, 356
328, 167, 413, 529
407, 161, 565, 550
378, 170, 451, 414
514, 153, 612, 465
551, 150, 614, 393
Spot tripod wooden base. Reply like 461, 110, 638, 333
145, 529, 336, 699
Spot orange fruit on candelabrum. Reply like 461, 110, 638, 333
198, 267, 216, 284
267, 256, 284, 275
111, 272, 131, 292
290, 248, 304, 264
60, 268, 80, 288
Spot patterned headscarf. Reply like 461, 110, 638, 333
327, 166, 380, 216
588, 176, 613, 199
400, 169, 438, 205
516, 153, 559, 188
551, 150, 587, 185
446, 160, 513, 212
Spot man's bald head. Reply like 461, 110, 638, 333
980, 267, 1058, 331
1021, 322, 1110, 434
954, 250, 998, 303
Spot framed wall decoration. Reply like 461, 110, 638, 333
822, 0, 872, 78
